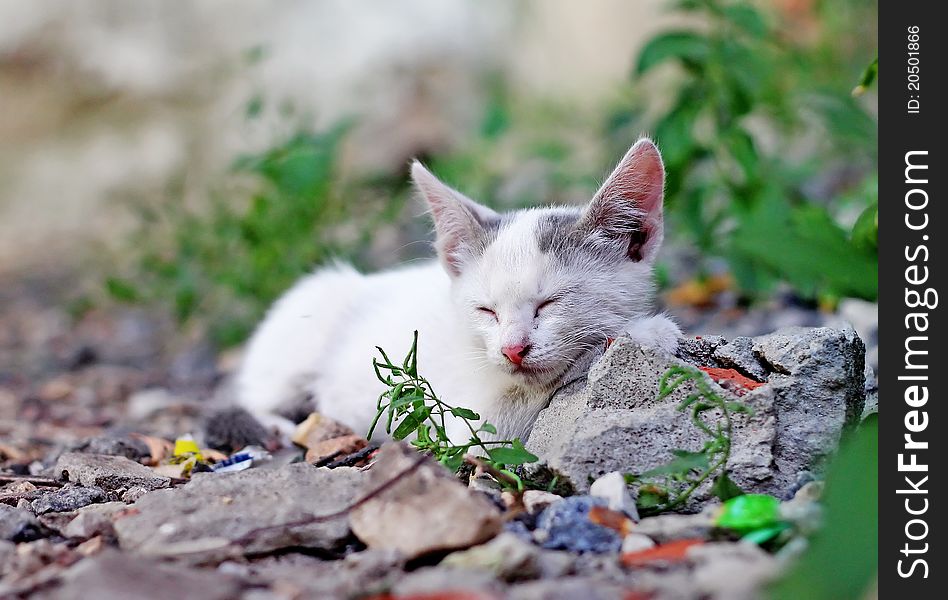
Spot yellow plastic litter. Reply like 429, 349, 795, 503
173, 435, 203, 461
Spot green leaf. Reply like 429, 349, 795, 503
716, 493, 780, 532
710, 471, 745, 501
441, 453, 465, 472
636, 485, 669, 509
640, 449, 710, 478
721, 5, 767, 38
487, 440, 538, 466
732, 199, 878, 300
105, 277, 140, 302
636, 31, 710, 75
391, 407, 431, 440
451, 407, 481, 421
478, 423, 498, 435
742, 522, 791, 545
850, 202, 878, 254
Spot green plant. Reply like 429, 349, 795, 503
626, 366, 751, 515
108, 123, 402, 347
368, 331, 539, 489
619, 0, 878, 302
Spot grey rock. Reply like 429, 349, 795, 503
680, 541, 780, 600
55, 453, 170, 493
676, 335, 727, 366
529, 327, 865, 500
63, 502, 127, 539
73, 434, 150, 462
441, 532, 573, 581
508, 577, 634, 600
391, 567, 504, 598
349, 443, 502, 558
234, 549, 404, 600
751, 326, 865, 487
621, 532, 655, 553
121, 485, 150, 503
33, 550, 242, 600
521, 490, 563, 515
0, 504, 45, 542
31, 485, 108, 515
589, 471, 639, 521
863, 364, 878, 419
529, 338, 774, 498
115, 463, 365, 562
634, 508, 717, 544
535, 496, 622, 554
713, 336, 769, 381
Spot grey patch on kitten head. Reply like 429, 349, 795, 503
534, 208, 584, 254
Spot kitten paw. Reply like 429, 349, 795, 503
624, 314, 682, 354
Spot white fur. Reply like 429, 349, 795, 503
235, 138, 681, 443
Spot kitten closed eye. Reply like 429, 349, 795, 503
534, 299, 555, 318
477, 306, 498, 320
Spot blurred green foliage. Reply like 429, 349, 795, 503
110, 123, 396, 346
612, 0, 877, 302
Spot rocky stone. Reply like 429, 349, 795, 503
63, 502, 127, 539
529, 327, 865, 500
55, 453, 170, 493
534, 496, 622, 554
863, 364, 878, 419
634, 508, 716, 544
521, 490, 562, 515
292, 412, 355, 448
508, 577, 635, 600
589, 471, 639, 521
441, 532, 573, 581
390, 567, 505, 598
72, 434, 150, 462
34, 550, 242, 600
621, 533, 655, 553
0, 504, 45, 542
676, 335, 726, 366
676, 541, 779, 600
349, 443, 502, 559
31, 485, 108, 515
120, 486, 149, 503
712, 336, 769, 381
751, 326, 865, 488
305, 434, 368, 464
115, 463, 364, 562
232, 550, 404, 599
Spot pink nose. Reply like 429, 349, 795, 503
502, 344, 529, 366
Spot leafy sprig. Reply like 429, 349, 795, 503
627, 365, 753, 514
368, 331, 538, 489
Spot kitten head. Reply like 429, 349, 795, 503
412, 138, 665, 387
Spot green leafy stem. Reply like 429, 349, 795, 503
627, 365, 753, 514
368, 331, 538, 489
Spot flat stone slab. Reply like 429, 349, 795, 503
114, 463, 365, 563
55, 453, 170, 493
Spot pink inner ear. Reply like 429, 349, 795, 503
585, 139, 666, 262
600, 139, 665, 217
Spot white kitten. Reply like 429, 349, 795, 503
235, 138, 681, 443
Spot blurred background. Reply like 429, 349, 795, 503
0, 0, 877, 384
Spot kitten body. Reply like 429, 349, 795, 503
235, 138, 681, 443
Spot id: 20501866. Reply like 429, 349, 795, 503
907, 26, 920, 114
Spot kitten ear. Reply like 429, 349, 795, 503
579, 138, 665, 262
411, 161, 500, 277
